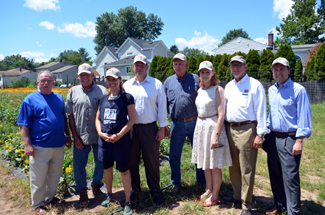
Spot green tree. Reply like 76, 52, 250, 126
170, 45, 179, 54
314, 43, 325, 81
78, 48, 92, 62
149, 55, 159, 77
294, 58, 303, 82
259, 49, 274, 82
275, 44, 296, 79
246, 49, 260, 79
94, 6, 164, 55
188, 56, 198, 74
219, 28, 251, 47
275, 0, 324, 45
305, 55, 315, 80
180, 47, 208, 58
213, 55, 222, 72
197, 56, 205, 68
0, 54, 36, 71
217, 54, 230, 81
58, 49, 92, 65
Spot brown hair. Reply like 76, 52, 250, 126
106, 77, 125, 93
198, 70, 220, 87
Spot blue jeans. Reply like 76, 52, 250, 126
73, 144, 104, 193
169, 119, 206, 186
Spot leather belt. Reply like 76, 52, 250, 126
226, 120, 256, 127
198, 114, 217, 119
272, 131, 296, 137
134, 121, 156, 126
177, 116, 197, 122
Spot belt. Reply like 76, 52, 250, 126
134, 121, 156, 126
226, 120, 256, 127
177, 116, 197, 122
198, 114, 217, 119
271, 131, 296, 137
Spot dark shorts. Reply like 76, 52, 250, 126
102, 161, 129, 173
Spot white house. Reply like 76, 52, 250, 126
36, 60, 78, 84
212, 33, 316, 67
94, 37, 174, 80
0, 67, 36, 88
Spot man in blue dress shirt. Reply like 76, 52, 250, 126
164, 53, 206, 193
265, 57, 312, 215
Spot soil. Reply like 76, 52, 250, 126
0, 172, 324, 215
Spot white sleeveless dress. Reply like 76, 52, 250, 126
191, 85, 232, 170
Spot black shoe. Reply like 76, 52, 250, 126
130, 187, 141, 200
223, 197, 241, 204
153, 195, 163, 205
241, 209, 251, 215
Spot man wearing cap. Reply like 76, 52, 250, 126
66, 63, 108, 207
264, 57, 312, 215
123, 54, 169, 205
164, 53, 206, 193
223, 55, 269, 215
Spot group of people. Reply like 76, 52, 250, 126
17, 53, 312, 215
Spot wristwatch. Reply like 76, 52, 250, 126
215, 132, 220, 136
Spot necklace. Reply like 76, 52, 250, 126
109, 92, 119, 99
203, 85, 212, 90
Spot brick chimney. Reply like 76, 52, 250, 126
19, 66, 22, 71
59, 58, 62, 62
268, 32, 274, 47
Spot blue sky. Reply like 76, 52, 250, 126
0, 0, 299, 64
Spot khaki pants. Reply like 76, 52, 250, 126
226, 123, 257, 210
30, 145, 64, 208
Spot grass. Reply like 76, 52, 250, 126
1, 102, 325, 214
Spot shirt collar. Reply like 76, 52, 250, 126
275, 78, 292, 89
177, 71, 188, 82
234, 74, 248, 85
81, 82, 95, 92
133, 74, 151, 84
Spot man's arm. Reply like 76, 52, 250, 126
156, 82, 168, 141
68, 114, 84, 150
64, 120, 72, 149
20, 125, 34, 158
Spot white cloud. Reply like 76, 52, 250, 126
49, 53, 56, 57
57, 21, 96, 38
35, 58, 50, 63
0, 54, 4, 60
39, 21, 55, 30
175, 31, 219, 53
273, 0, 294, 20
254, 37, 268, 44
36, 42, 41, 47
18, 51, 45, 58
24, 0, 60, 11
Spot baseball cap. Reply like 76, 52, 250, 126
198, 61, 213, 72
272, 57, 290, 68
106, 68, 121, 79
133, 55, 148, 65
78, 63, 93, 75
230, 55, 246, 64
172, 53, 187, 62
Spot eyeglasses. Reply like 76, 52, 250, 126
230, 63, 243, 68
39, 79, 53, 83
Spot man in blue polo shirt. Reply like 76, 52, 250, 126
265, 57, 312, 215
164, 53, 206, 193
17, 71, 71, 215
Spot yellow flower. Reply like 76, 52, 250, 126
62, 166, 64, 169
22, 153, 26, 156
5, 142, 8, 144
16, 132, 20, 135
4, 145, 8, 148
20, 142, 23, 144
16, 136, 19, 139
0, 125, 2, 127
65, 167, 72, 173
9, 145, 12, 149
9, 150, 11, 152
25, 160, 29, 163
0, 140, 2, 142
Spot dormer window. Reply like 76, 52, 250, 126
127, 52, 133, 55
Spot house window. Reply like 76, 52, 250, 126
126, 67, 130, 73
57, 74, 61, 79
127, 52, 133, 55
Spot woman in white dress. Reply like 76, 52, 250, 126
192, 61, 232, 207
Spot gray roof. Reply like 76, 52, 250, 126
0, 68, 32, 77
36, 61, 71, 70
129, 38, 161, 50
213, 37, 268, 55
104, 55, 136, 67
51, 65, 77, 74
105, 46, 118, 58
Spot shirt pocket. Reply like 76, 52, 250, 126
240, 94, 249, 107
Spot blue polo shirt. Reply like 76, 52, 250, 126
164, 72, 200, 120
267, 78, 312, 138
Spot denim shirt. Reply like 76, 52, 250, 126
164, 72, 200, 120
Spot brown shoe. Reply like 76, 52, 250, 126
49, 197, 66, 206
35, 206, 47, 215
92, 184, 106, 201
78, 189, 89, 208
171, 185, 181, 193
265, 208, 281, 215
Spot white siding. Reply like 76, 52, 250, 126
152, 43, 167, 58
119, 41, 142, 59
61, 67, 78, 84
96, 49, 117, 77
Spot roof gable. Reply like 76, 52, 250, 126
94, 46, 118, 63
0, 68, 32, 77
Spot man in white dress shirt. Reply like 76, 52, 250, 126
123, 54, 169, 205
223, 56, 269, 215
